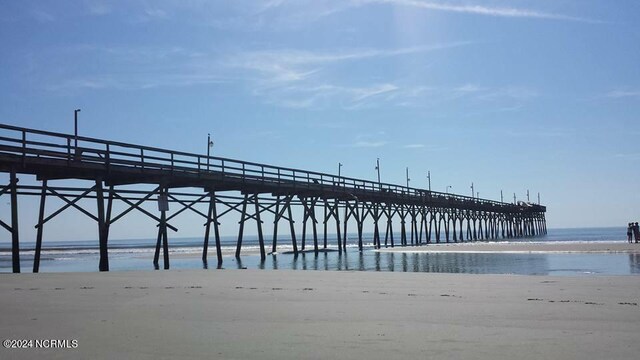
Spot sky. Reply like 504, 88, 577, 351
0, 0, 639, 241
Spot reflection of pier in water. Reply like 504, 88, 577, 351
630, 254, 640, 274
240, 250, 551, 275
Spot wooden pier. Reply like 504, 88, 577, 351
0, 123, 546, 273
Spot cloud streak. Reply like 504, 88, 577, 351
356, 0, 601, 23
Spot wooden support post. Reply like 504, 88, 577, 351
444, 212, 450, 243
235, 194, 249, 258
343, 201, 349, 251
373, 203, 381, 249
427, 210, 433, 244
356, 201, 363, 251
458, 214, 464, 242
334, 200, 342, 253
399, 205, 407, 246
10, 170, 20, 273
410, 206, 418, 246
161, 189, 169, 270
452, 214, 457, 242
418, 207, 425, 246
311, 199, 319, 253
203, 190, 222, 265
323, 200, 328, 249
202, 192, 213, 263
153, 222, 162, 267
301, 198, 308, 251
287, 199, 298, 254
33, 180, 47, 273
435, 211, 442, 243
96, 179, 109, 272
272, 195, 280, 253
254, 195, 266, 260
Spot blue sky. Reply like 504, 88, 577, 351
0, 0, 639, 240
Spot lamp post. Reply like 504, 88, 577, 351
513, 193, 516, 204
446, 185, 452, 194
427, 171, 431, 191
406, 167, 410, 188
338, 162, 342, 177
74, 109, 81, 150
471, 182, 475, 198
207, 133, 214, 171
538, 192, 540, 205
527, 189, 530, 202
501, 190, 504, 203
375, 158, 381, 188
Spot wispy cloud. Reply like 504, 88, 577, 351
229, 42, 471, 108
353, 140, 388, 147
504, 129, 568, 138
40, 45, 227, 92
614, 153, 640, 159
229, 42, 470, 85
403, 144, 425, 149
606, 90, 640, 99
349, 132, 389, 148
357, 0, 601, 23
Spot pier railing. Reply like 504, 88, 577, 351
0, 123, 544, 212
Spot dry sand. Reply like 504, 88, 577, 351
1, 269, 639, 360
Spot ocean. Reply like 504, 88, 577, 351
1, 227, 638, 276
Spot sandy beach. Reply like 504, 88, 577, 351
1, 268, 639, 360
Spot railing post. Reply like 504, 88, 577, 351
67, 138, 71, 164
140, 149, 145, 171
170, 153, 174, 173
106, 144, 111, 175
261, 165, 265, 184
21, 130, 26, 166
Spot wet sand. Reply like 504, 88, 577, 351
1, 269, 639, 360
377, 241, 640, 254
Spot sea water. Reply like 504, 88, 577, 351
1, 227, 639, 275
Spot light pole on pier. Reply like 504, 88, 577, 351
501, 190, 504, 203
375, 158, 381, 188
513, 193, 517, 204
527, 189, 530, 202
406, 167, 410, 188
207, 133, 214, 171
427, 171, 431, 191
446, 185, 452, 194
338, 162, 342, 177
538, 192, 540, 205
74, 108, 81, 150
476, 191, 479, 199
471, 182, 475, 198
